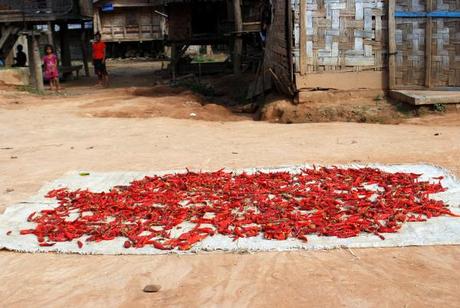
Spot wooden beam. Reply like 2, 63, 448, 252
171, 43, 177, 82
0, 26, 13, 50
232, 0, 243, 75
80, 22, 90, 77
59, 23, 72, 80
299, 0, 307, 75
425, 0, 433, 88
46, 22, 54, 46
388, 0, 396, 90
94, 8, 102, 34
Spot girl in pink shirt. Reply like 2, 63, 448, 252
43, 45, 60, 92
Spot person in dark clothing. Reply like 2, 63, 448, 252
13, 45, 27, 67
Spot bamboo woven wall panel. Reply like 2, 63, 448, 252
432, 0, 459, 86
431, 19, 460, 87
394, 17, 427, 86
395, 0, 459, 87
298, 0, 386, 72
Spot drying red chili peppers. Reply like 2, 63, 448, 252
19, 167, 458, 250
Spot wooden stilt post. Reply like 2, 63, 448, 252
425, 0, 433, 88
388, 0, 396, 90
46, 22, 54, 46
81, 22, 90, 77
59, 23, 71, 66
233, 0, 243, 75
299, 0, 307, 75
171, 43, 177, 82
59, 23, 72, 79
27, 32, 44, 92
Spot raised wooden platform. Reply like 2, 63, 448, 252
390, 90, 460, 105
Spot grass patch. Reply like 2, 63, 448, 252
433, 103, 446, 112
175, 80, 216, 97
192, 55, 217, 64
16, 85, 44, 95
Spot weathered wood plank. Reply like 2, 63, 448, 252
233, 0, 243, 75
388, 0, 396, 90
390, 90, 460, 105
425, 0, 433, 88
299, 0, 307, 75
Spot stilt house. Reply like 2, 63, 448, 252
92, 0, 166, 43
0, 0, 93, 90
166, 0, 459, 102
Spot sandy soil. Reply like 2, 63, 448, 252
1, 62, 460, 307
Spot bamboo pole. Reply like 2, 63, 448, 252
425, 0, 433, 88
299, 0, 307, 75
388, 0, 396, 90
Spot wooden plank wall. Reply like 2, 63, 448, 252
100, 7, 164, 42
167, 4, 192, 41
78, 0, 93, 18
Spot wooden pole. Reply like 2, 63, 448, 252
80, 22, 90, 77
171, 43, 177, 82
388, 0, 396, 90
425, 0, 433, 88
94, 8, 102, 34
46, 22, 54, 46
233, 0, 243, 75
59, 23, 71, 67
299, 0, 307, 75
27, 33, 44, 92
59, 23, 72, 80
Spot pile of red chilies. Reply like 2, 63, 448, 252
18, 167, 458, 250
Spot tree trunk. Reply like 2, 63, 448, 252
27, 33, 44, 92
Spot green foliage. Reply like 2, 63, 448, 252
433, 103, 446, 112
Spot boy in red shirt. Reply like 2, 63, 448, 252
92, 32, 109, 87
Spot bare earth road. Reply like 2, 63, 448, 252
1, 67, 460, 307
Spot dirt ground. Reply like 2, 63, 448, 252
1, 62, 460, 307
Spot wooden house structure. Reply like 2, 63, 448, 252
164, 0, 267, 79
92, 0, 166, 43
291, 0, 460, 103
0, 0, 93, 90
166, 0, 459, 103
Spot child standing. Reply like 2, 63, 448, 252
13, 44, 27, 67
92, 32, 108, 87
43, 44, 60, 92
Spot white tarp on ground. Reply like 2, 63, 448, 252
0, 164, 459, 255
